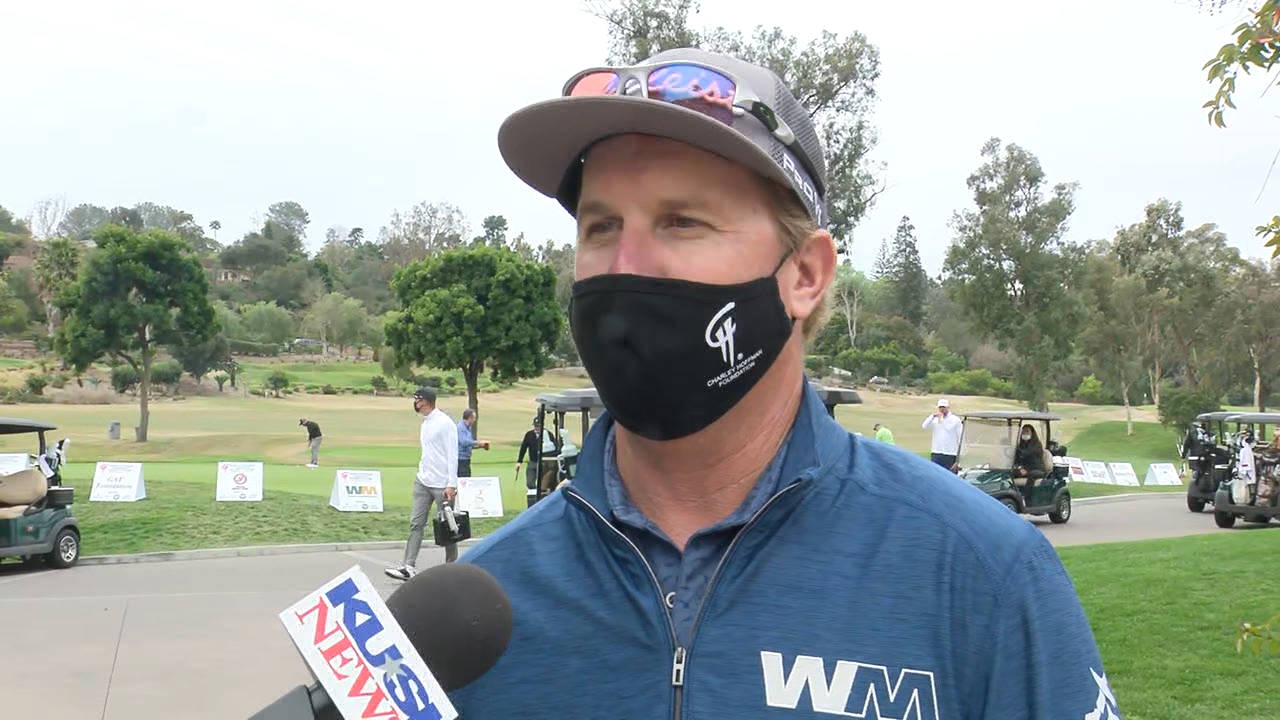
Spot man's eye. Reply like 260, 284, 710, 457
665, 215, 702, 230
582, 219, 619, 237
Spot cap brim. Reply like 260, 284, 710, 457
498, 95, 793, 211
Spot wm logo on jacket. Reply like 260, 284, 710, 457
761, 651, 939, 719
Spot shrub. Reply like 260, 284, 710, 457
111, 365, 140, 394
48, 372, 68, 389
24, 375, 48, 396
322, 384, 338, 395
150, 360, 183, 393
927, 369, 1015, 399
266, 370, 290, 397
213, 373, 229, 392
1158, 384, 1220, 431
444, 376, 457, 388
425, 375, 442, 388
370, 376, 388, 394
228, 338, 280, 356
927, 347, 966, 374
1073, 374, 1116, 405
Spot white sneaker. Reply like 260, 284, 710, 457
384, 565, 415, 581
306, 463, 318, 468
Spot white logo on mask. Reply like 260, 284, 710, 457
706, 302, 739, 367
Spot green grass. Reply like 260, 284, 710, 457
1066, 420, 1183, 492
236, 360, 503, 394
1061, 531, 1280, 719
0, 357, 31, 369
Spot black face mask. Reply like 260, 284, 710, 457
570, 257, 794, 441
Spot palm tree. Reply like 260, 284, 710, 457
209, 220, 221, 241
34, 237, 82, 337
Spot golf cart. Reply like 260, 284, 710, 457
1183, 411, 1238, 512
0, 418, 78, 568
526, 382, 862, 506
1211, 412, 1280, 528
957, 411, 1072, 523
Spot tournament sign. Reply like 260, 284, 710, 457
329, 469, 384, 512
457, 476, 504, 518
1081, 461, 1113, 484
89, 462, 147, 502
215, 461, 264, 502
1063, 456, 1087, 483
0, 453, 29, 475
1108, 462, 1140, 487
1144, 462, 1183, 487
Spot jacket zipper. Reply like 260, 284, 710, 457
565, 490, 684, 718
567, 480, 807, 720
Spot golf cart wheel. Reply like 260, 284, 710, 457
1214, 511, 1237, 529
47, 528, 79, 568
999, 497, 1019, 513
1049, 494, 1072, 524
1186, 496, 1206, 513
1246, 514, 1271, 525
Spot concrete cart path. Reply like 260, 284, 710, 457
0, 494, 1271, 719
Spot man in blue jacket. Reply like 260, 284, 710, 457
452, 47, 1121, 719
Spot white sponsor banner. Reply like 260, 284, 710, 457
216, 461, 263, 502
1082, 461, 1113, 484
1063, 456, 1087, 483
1108, 462, 1140, 487
90, 461, 146, 502
1144, 462, 1183, 486
0, 453, 29, 475
457, 476, 503, 518
329, 469, 384, 512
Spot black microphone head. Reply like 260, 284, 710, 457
385, 562, 512, 692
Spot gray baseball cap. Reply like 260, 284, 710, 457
497, 47, 829, 229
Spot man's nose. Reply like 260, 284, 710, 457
608, 226, 665, 277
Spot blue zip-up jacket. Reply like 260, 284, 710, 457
453, 383, 1118, 719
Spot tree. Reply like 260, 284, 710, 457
240, 301, 294, 345
0, 204, 31, 270
55, 225, 217, 441
266, 201, 310, 245
58, 204, 109, 243
172, 334, 231, 383
252, 260, 321, 310
28, 196, 68, 240
589, 0, 883, 249
878, 216, 928, 326
943, 138, 1083, 411
475, 215, 509, 249
303, 293, 366, 355
831, 263, 868, 350
388, 247, 562, 432
209, 220, 221, 241
1225, 260, 1280, 411
33, 237, 81, 337
378, 201, 469, 265
107, 206, 143, 230
1080, 250, 1146, 435
0, 274, 30, 334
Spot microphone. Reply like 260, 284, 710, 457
252, 563, 513, 719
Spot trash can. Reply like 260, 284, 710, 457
107, 421, 120, 440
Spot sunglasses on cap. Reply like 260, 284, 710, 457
563, 62, 825, 196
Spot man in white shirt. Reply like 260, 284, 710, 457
386, 387, 459, 581
921, 398, 964, 473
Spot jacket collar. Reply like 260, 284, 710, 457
567, 377, 850, 513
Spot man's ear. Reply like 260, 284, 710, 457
781, 229, 836, 322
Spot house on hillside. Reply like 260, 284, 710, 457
200, 258, 252, 284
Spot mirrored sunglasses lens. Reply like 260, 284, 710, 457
568, 71, 620, 96
647, 64, 736, 123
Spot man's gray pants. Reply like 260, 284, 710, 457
404, 483, 456, 567
308, 437, 322, 465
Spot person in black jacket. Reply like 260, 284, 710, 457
515, 418, 540, 490
1012, 424, 1046, 483
299, 418, 322, 468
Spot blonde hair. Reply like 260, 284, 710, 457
765, 180, 830, 342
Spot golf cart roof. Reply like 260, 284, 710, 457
1223, 412, 1280, 425
0, 418, 56, 434
1196, 411, 1240, 422
961, 411, 1062, 422
536, 388, 605, 413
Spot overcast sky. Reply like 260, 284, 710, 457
3, 0, 1274, 275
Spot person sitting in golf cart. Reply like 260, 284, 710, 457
1011, 424, 1047, 484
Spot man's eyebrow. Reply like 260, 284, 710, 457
577, 196, 721, 218
577, 199, 614, 218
